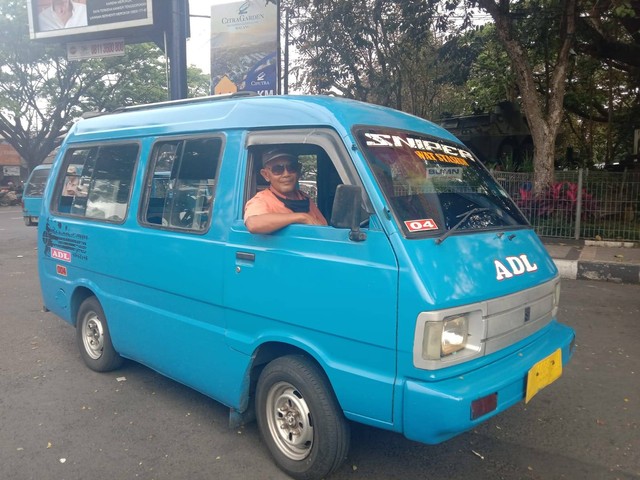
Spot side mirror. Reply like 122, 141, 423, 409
330, 184, 367, 242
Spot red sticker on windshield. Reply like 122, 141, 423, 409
405, 219, 438, 232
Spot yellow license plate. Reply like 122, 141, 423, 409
525, 348, 562, 403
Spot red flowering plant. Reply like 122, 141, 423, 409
516, 181, 598, 221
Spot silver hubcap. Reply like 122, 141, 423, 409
82, 313, 104, 360
265, 381, 313, 460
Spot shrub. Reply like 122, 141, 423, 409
517, 181, 598, 220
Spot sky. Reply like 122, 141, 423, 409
186, 0, 231, 74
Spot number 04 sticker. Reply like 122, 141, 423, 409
404, 218, 439, 232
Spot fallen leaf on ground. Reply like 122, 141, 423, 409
471, 450, 485, 460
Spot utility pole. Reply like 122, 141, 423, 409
168, 0, 188, 100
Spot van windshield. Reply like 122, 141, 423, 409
25, 167, 51, 197
355, 127, 529, 238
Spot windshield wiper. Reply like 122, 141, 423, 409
435, 207, 490, 245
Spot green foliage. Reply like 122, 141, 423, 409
563, 0, 640, 166
612, 2, 635, 17
487, 152, 534, 173
284, 0, 443, 114
0, 0, 90, 169
187, 66, 211, 98
80, 44, 168, 112
439, 24, 516, 115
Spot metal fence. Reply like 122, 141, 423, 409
493, 169, 640, 242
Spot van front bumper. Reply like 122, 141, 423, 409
402, 320, 575, 444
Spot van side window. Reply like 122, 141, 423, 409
142, 137, 221, 231
247, 144, 342, 223
53, 144, 139, 222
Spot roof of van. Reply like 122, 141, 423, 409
66, 95, 461, 145
33, 163, 53, 170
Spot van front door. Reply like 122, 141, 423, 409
224, 132, 398, 425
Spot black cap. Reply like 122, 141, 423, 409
262, 148, 296, 167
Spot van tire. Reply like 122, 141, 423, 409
76, 297, 123, 372
256, 355, 350, 480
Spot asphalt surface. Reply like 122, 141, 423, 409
0, 205, 638, 480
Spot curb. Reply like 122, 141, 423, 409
584, 240, 637, 248
553, 259, 640, 284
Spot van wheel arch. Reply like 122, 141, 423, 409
70, 286, 96, 327
247, 343, 341, 411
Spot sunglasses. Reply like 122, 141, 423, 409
268, 162, 301, 176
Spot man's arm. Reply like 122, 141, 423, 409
245, 212, 318, 234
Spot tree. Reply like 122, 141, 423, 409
0, 0, 210, 172
0, 0, 97, 171
287, 0, 581, 191
441, 1, 640, 170
286, 0, 639, 185
438, 24, 516, 115
285, 0, 441, 114
187, 66, 211, 99
578, 0, 640, 70
563, 0, 640, 166
470, 0, 577, 192
80, 44, 169, 113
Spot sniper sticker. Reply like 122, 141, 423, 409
362, 132, 473, 166
405, 219, 439, 232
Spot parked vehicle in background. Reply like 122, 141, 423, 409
22, 164, 52, 226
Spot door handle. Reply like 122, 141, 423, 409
236, 251, 255, 262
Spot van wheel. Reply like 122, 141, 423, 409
76, 297, 123, 372
256, 355, 350, 480
24, 216, 34, 226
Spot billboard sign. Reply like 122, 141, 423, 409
28, 0, 154, 40
210, 0, 278, 96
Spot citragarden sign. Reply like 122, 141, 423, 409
210, 0, 278, 96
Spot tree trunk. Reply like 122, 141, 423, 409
530, 124, 556, 193
476, 0, 577, 194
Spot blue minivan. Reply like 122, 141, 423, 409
22, 163, 52, 226
38, 94, 575, 479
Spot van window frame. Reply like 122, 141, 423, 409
243, 128, 373, 223
138, 134, 225, 234
50, 141, 141, 224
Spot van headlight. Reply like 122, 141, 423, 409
423, 315, 469, 359
415, 306, 485, 368
442, 315, 469, 355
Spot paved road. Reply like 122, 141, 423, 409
0, 206, 638, 480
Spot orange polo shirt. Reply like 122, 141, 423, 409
244, 188, 327, 225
